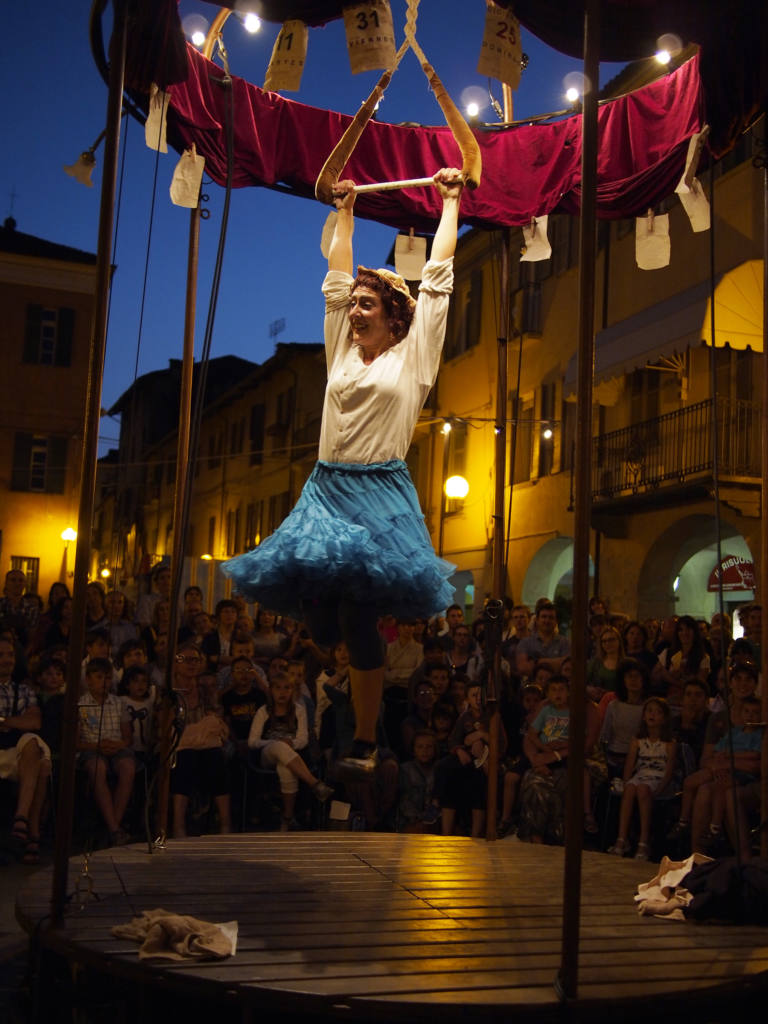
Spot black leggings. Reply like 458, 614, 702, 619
301, 598, 383, 670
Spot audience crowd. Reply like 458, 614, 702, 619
0, 562, 764, 865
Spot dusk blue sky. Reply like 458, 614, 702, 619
1, 2, 627, 454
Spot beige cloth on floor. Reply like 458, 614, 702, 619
112, 908, 237, 960
634, 853, 714, 919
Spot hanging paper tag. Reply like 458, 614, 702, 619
635, 211, 670, 269
476, 3, 522, 91
145, 84, 168, 153
677, 180, 710, 233
263, 20, 308, 92
170, 146, 205, 208
394, 232, 427, 281
343, 1, 396, 75
520, 216, 551, 262
320, 210, 337, 259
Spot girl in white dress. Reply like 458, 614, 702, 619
225, 170, 464, 777
609, 697, 676, 860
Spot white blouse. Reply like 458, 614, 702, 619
318, 258, 454, 464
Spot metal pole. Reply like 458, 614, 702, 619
49, 0, 128, 927
759, 141, 768, 858
485, 230, 510, 841
154, 204, 201, 844
558, 0, 600, 1000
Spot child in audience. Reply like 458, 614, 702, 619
398, 730, 440, 832
599, 659, 649, 778
609, 697, 676, 860
667, 694, 763, 851
119, 664, 156, 764
248, 671, 332, 830
77, 657, 136, 845
498, 683, 543, 836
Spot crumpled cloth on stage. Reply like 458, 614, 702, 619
112, 908, 238, 960
634, 853, 713, 920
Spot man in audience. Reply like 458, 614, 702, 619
516, 602, 570, 679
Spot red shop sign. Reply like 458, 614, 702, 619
707, 556, 755, 592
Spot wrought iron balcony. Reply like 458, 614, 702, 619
592, 398, 760, 501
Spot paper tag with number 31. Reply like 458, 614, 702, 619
343, 1, 396, 74
477, 3, 522, 91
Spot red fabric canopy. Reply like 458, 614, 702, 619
165, 43, 703, 232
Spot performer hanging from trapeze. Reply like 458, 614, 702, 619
223, 166, 464, 777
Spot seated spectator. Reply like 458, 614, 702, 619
80, 628, 118, 693
115, 638, 148, 686
671, 677, 711, 767
134, 564, 171, 630
119, 665, 156, 765
447, 674, 468, 717
517, 674, 571, 844
0, 569, 39, 649
621, 620, 658, 675
652, 615, 710, 708
315, 641, 351, 750
398, 730, 440, 833
437, 604, 465, 650
384, 619, 423, 691
585, 626, 624, 703
668, 690, 762, 854
215, 632, 268, 696
0, 637, 51, 863
599, 659, 649, 777
104, 590, 139, 660
29, 582, 70, 655
85, 580, 108, 631
499, 682, 543, 836
436, 682, 504, 838
407, 637, 450, 693
36, 657, 66, 758
446, 624, 475, 678
43, 595, 74, 654
516, 602, 570, 679
400, 680, 437, 759
202, 598, 239, 674
247, 671, 332, 830
251, 608, 289, 671
170, 641, 231, 838
431, 703, 457, 757
141, 598, 170, 662
77, 657, 136, 846
609, 697, 676, 860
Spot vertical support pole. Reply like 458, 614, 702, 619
760, 148, 768, 858
485, 230, 510, 841
558, 0, 600, 1000
49, 0, 128, 928
155, 203, 201, 844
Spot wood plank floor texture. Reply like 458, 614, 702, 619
15, 834, 768, 1021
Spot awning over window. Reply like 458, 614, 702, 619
702, 259, 764, 352
564, 279, 710, 402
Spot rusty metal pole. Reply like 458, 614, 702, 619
558, 0, 600, 1000
49, 0, 128, 927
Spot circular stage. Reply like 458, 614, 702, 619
15, 834, 768, 1022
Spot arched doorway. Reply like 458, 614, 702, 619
636, 515, 754, 621
521, 538, 594, 632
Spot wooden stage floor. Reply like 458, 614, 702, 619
15, 834, 768, 1022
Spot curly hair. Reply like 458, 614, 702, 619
351, 270, 415, 342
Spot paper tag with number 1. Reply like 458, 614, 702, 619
477, 3, 522, 90
343, 1, 396, 74
263, 20, 308, 92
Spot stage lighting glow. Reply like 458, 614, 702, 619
444, 475, 469, 499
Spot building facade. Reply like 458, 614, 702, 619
0, 217, 96, 598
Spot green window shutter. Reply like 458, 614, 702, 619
55, 308, 75, 366
23, 305, 43, 363
11, 433, 32, 490
46, 436, 68, 493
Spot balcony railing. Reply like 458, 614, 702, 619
592, 398, 760, 500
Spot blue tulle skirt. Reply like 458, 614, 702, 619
222, 459, 455, 619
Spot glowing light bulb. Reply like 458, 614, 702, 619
100, 568, 111, 579
61, 528, 77, 542
243, 13, 261, 33
442, 421, 452, 435
466, 102, 480, 118
444, 475, 469, 499
655, 49, 671, 65
565, 87, 579, 103
543, 427, 553, 440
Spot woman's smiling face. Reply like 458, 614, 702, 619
349, 286, 390, 354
